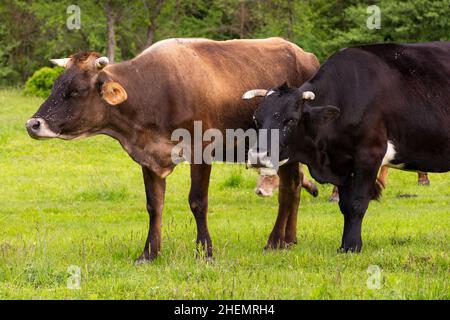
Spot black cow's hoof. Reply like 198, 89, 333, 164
195, 250, 214, 260
337, 246, 362, 254
202, 256, 214, 264
311, 187, 319, 198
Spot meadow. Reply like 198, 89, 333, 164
0, 89, 448, 299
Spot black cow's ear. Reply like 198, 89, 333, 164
307, 106, 340, 126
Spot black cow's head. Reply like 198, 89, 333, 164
26, 52, 128, 140
242, 83, 340, 167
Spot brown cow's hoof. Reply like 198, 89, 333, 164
284, 236, 298, 248
134, 252, 157, 265
264, 239, 287, 250
284, 240, 297, 249
264, 243, 286, 250
309, 186, 319, 197
418, 179, 430, 186
329, 194, 339, 202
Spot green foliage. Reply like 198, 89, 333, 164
221, 170, 244, 188
23, 67, 64, 98
0, 0, 449, 83
329, 0, 450, 53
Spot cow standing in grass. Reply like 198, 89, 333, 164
26, 38, 319, 262
245, 42, 449, 252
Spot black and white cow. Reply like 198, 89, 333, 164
244, 42, 450, 252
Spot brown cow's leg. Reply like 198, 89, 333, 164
300, 165, 319, 197
266, 162, 301, 249
329, 186, 339, 202
189, 164, 213, 258
136, 166, 166, 264
378, 166, 389, 189
418, 172, 430, 186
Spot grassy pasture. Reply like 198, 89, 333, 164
0, 89, 448, 299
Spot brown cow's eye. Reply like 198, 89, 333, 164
70, 88, 88, 98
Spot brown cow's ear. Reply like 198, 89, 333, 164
101, 81, 128, 105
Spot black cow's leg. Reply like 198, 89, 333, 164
189, 163, 213, 257
266, 162, 301, 249
338, 166, 380, 253
136, 166, 166, 264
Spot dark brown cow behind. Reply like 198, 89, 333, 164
26, 38, 319, 263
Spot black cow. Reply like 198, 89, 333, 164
244, 42, 450, 252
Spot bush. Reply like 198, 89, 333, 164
23, 66, 64, 98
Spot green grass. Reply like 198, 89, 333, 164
0, 88, 449, 300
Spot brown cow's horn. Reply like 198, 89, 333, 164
50, 58, 71, 68
95, 57, 110, 69
242, 89, 268, 100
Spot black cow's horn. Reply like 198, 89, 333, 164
242, 89, 268, 100
302, 91, 315, 100
95, 57, 110, 69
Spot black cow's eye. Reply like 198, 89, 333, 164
288, 119, 295, 125
70, 90, 79, 98
283, 119, 296, 132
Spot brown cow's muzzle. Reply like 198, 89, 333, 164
26, 117, 60, 139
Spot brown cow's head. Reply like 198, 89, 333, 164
255, 168, 279, 197
26, 52, 127, 140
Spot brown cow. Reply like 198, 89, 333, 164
26, 38, 319, 263
255, 166, 318, 198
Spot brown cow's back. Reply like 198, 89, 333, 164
110, 38, 319, 132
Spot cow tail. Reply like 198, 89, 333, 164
372, 179, 384, 200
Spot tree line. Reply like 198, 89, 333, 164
0, 0, 448, 85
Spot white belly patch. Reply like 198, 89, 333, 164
381, 141, 405, 169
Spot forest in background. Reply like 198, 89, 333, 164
1, 0, 449, 85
